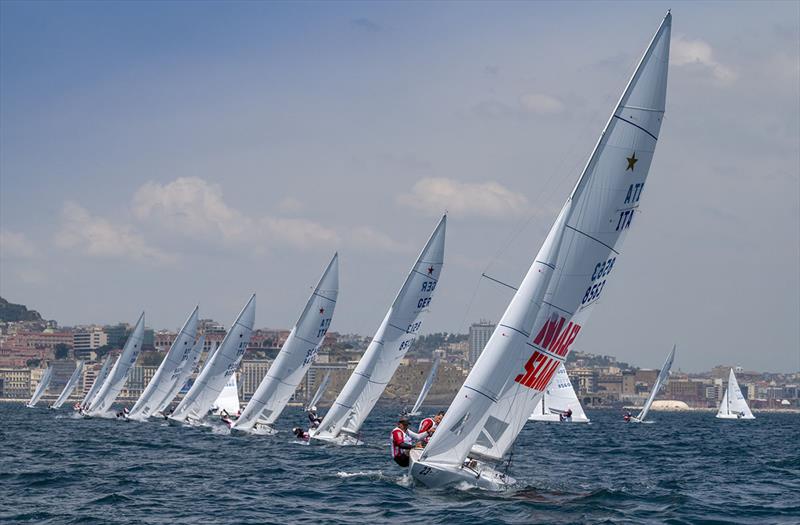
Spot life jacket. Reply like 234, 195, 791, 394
391, 426, 413, 458
418, 417, 436, 443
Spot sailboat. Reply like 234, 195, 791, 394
628, 345, 675, 423
84, 313, 146, 417
153, 335, 205, 416
127, 306, 199, 421
306, 371, 331, 412
528, 363, 589, 423
212, 373, 240, 415
410, 12, 671, 490
169, 294, 256, 425
716, 368, 755, 420
312, 216, 446, 446
50, 360, 85, 409
79, 356, 116, 411
26, 364, 53, 408
233, 255, 339, 435
408, 355, 441, 417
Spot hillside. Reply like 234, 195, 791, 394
0, 297, 44, 322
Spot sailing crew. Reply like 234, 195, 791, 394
308, 406, 322, 429
418, 411, 445, 443
116, 407, 130, 419
293, 427, 310, 441
623, 411, 632, 422
391, 417, 430, 467
560, 408, 573, 422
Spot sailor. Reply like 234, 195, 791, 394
220, 409, 235, 428
623, 411, 632, 422
391, 417, 430, 468
293, 427, 310, 441
308, 406, 322, 429
418, 411, 445, 443
560, 408, 573, 422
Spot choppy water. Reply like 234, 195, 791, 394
1, 404, 798, 524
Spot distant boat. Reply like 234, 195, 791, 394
211, 373, 240, 415
169, 295, 255, 425
85, 313, 145, 417
528, 364, 589, 423
26, 364, 53, 408
410, 12, 672, 490
127, 306, 199, 421
153, 335, 205, 416
50, 360, 84, 409
306, 371, 331, 412
233, 254, 339, 435
79, 356, 116, 411
629, 345, 675, 423
311, 216, 446, 446
408, 355, 441, 417
716, 368, 755, 420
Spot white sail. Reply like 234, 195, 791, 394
635, 345, 675, 421
154, 335, 205, 415
716, 368, 755, 419
306, 372, 331, 411
414, 13, 671, 488
81, 356, 115, 409
26, 365, 53, 408
529, 364, 589, 422
312, 216, 446, 444
233, 255, 339, 432
51, 360, 85, 409
85, 313, 146, 416
169, 295, 255, 423
128, 306, 199, 420
409, 355, 441, 416
212, 373, 240, 414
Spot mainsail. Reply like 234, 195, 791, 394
313, 216, 446, 443
154, 335, 205, 415
233, 255, 339, 432
128, 306, 199, 420
212, 373, 240, 414
529, 363, 589, 422
85, 313, 146, 416
169, 294, 255, 423
635, 345, 675, 421
81, 356, 115, 409
409, 355, 441, 416
51, 360, 85, 409
416, 13, 671, 483
26, 365, 53, 408
716, 368, 755, 419
306, 372, 331, 411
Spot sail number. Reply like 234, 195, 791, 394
398, 339, 414, 352
406, 321, 422, 333
302, 347, 319, 366
583, 257, 615, 305
421, 281, 437, 292
417, 297, 432, 309
317, 318, 331, 338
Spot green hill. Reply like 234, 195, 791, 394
0, 297, 44, 322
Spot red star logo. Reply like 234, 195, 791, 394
319, 307, 325, 315
427, 266, 434, 275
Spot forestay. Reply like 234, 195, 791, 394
410, 355, 441, 416
717, 368, 755, 419
154, 335, 205, 415
51, 360, 85, 409
530, 363, 589, 422
636, 345, 675, 421
26, 365, 53, 408
81, 357, 115, 409
313, 216, 446, 442
420, 14, 671, 469
85, 313, 146, 416
234, 255, 339, 432
169, 295, 255, 423
128, 306, 199, 420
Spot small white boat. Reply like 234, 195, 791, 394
528, 364, 589, 423
50, 360, 85, 409
716, 368, 755, 420
408, 355, 440, 417
628, 345, 675, 423
26, 364, 53, 408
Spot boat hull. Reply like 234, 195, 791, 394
309, 432, 363, 446
716, 414, 755, 420
528, 414, 590, 423
408, 449, 515, 491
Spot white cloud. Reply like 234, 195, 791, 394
519, 92, 564, 114
0, 230, 36, 258
56, 201, 174, 264
348, 226, 411, 254
397, 177, 528, 219
260, 217, 340, 248
671, 35, 736, 84
276, 197, 305, 214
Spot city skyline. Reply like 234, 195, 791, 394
1, 2, 798, 373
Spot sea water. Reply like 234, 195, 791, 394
1, 403, 798, 524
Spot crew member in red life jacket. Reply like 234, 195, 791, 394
391, 417, 430, 467
418, 411, 445, 443
623, 411, 632, 422
293, 427, 310, 441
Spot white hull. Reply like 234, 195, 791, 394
528, 413, 589, 423
309, 432, 363, 446
231, 423, 278, 436
716, 413, 755, 420
409, 449, 514, 491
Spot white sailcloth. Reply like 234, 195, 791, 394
51, 361, 85, 409
716, 368, 755, 419
635, 345, 675, 421
154, 335, 205, 415
313, 216, 446, 442
410, 355, 441, 416
418, 13, 671, 474
26, 365, 53, 408
81, 356, 115, 409
85, 313, 146, 416
529, 364, 589, 422
234, 255, 339, 432
212, 374, 240, 414
169, 294, 255, 423
128, 306, 199, 420
307, 372, 331, 411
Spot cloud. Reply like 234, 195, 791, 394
348, 226, 411, 254
671, 35, 736, 84
260, 217, 340, 248
276, 197, 305, 214
56, 202, 174, 264
397, 178, 529, 219
519, 93, 565, 114
0, 230, 36, 258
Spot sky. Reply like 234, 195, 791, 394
1, 1, 798, 373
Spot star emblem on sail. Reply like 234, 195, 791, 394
626, 152, 638, 171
